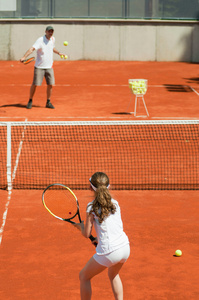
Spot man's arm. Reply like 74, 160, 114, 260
53, 47, 65, 57
20, 47, 35, 62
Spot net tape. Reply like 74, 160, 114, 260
0, 120, 198, 190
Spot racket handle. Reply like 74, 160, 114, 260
89, 235, 97, 247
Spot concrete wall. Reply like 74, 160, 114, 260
0, 19, 199, 62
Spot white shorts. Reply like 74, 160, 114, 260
93, 244, 130, 268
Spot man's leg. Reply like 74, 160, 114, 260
26, 84, 37, 109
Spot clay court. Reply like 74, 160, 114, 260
0, 61, 199, 299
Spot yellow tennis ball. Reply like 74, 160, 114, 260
64, 55, 68, 59
129, 82, 133, 89
60, 55, 64, 59
175, 250, 182, 257
63, 41, 68, 46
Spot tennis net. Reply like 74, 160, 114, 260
0, 120, 198, 190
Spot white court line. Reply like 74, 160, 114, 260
0, 83, 179, 86
0, 83, 124, 87
0, 83, 197, 90
0, 83, 162, 87
11, 120, 27, 182
0, 119, 27, 246
0, 117, 29, 120
151, 117, 199, 120
0, 83, 193, 87
0, 191, 12, 246
189, 86, 199, 96
39, 116, 132, 119
1, 116, 198, 120
0, 83, 124, 86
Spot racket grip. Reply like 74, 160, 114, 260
89, 235, 97, 247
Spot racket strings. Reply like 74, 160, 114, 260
44, 188, 78, 220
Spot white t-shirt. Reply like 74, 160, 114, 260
87, 199, 129, 255
33, 35, 55, 69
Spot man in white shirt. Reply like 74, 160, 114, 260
20, 25, 65, 109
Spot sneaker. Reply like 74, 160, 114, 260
26, 99, 32, 109
46, 101, 55, 109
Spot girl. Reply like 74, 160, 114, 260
75, 172, 130, 300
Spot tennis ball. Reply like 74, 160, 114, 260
175, 249, 182, 257
60, 55, 64, 59
64, 55, 68, 59
129, 82, 133, 89
63, 41, 68, 46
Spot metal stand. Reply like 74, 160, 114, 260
133, 94, 149, 117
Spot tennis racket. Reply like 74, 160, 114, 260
42, 183, 97, 247
22, 57, 35, 64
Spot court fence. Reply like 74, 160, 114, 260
1, 0, 199, 20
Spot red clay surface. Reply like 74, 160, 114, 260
0, 61, 199, 299
0, 61, 199, 120
0, 190, 199, 299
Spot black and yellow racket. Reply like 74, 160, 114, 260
22, 57, 35, 65
42, 183, 97, 247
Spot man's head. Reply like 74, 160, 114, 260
46, 25, 54, 32
45, 25, 54, 39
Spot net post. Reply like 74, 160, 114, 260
6, 123, 12, 192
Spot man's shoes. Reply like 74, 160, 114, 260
26, 99, 32, 109
26, 99, 55, 109
46, 101, 55, 109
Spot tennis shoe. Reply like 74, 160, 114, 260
46, 101, 55, 109
26, 99, 32, 109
